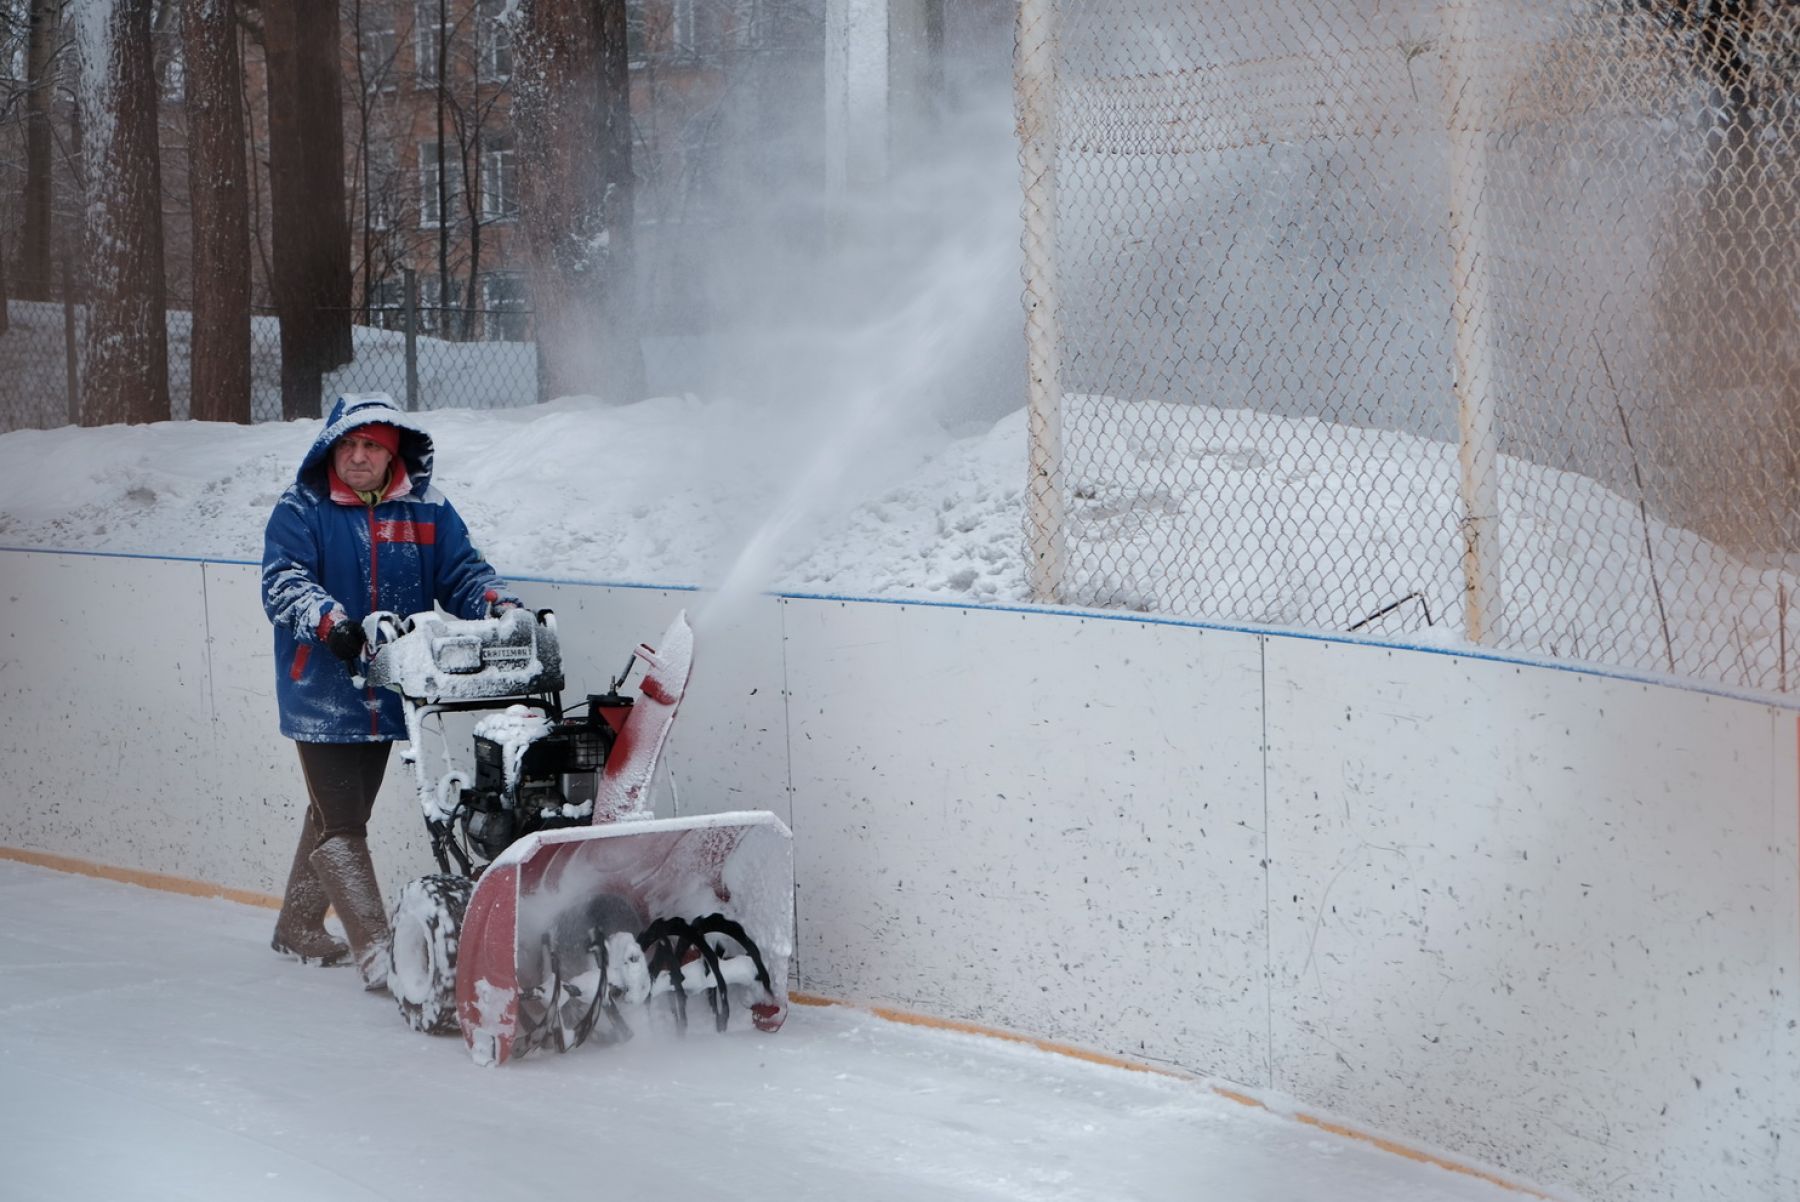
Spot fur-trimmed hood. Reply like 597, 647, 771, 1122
296, 393, 434, 497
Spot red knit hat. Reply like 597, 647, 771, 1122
346, 422, 401, 456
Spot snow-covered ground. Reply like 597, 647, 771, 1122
0, 858, 1533, 1202
0, 390, 1791, 693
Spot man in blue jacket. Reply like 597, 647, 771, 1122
262, 392, 520, 989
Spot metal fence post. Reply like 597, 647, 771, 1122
403, 267, 420, 412
60, 256, 79, 425
533, 328, 548, 405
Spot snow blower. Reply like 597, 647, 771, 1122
358, 606, 792, 1066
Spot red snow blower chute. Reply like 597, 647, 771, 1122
359, 607, 792, 1066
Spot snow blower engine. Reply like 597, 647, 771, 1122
359, 607, 794, 1066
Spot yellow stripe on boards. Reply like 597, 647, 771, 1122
788, 991, 1186, 1078
788, 993, 1555, 1200
0, 846, 281, 910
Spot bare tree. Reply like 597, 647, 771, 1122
445, 0, 513, 339
263, 0, 352, 419
183, 0, 251, 421
78, 0, 171, 425
236, 1, 274, 303
513, 0, 644, 402
432, 0, 451, 335
344, 0, 411, 323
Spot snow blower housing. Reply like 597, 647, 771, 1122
364, 609, 625, 874
360, 608, 793, 1065
464, 704, 616, 862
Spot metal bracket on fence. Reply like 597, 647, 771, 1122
1348, 592, 1435, 634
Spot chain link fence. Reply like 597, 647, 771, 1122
0, 271, 537, 431
1018, 0, 1800, 694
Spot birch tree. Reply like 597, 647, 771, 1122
511, 0, 644, 402
77, 0, 170, 425
183, 0, 250, 421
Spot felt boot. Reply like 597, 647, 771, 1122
307, 835, 391, 991
271, 811, 351, 966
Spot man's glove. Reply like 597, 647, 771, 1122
325, 618, 367, 663
484, 588, 520, 619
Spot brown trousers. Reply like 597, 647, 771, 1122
294, 740, 392, 841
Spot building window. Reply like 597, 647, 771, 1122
481, 272, 531, 342
419, 141, 463, 228
734, 0, 759, 50
674, 0, 726, 61
627, 0, 649, 63
158, 36, 186, 104
359, 7, 400, 94
416, 0, 449, 85
477, 0, 513, 81
368, 275, 406, 331
418, 272, 461, 336
368, 146, 400, 232
480, 136, 518, 222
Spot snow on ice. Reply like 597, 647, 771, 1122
0, 859, 1533, 1202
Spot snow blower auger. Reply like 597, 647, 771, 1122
359, 606, 793, 1066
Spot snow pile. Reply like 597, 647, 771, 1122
0, 391, 1792, 690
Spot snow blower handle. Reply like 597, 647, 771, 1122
365, 610, 410, 646
349, 611, 410, 688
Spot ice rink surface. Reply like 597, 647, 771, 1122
0, 859, 1532, 1202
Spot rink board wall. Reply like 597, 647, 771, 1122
1, 548, 1795, 1202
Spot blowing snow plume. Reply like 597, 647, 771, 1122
662, 20, 1024, 626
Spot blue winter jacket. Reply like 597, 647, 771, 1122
261, 393, 519, 742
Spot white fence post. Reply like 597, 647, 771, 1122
1441, 2, 1501, 645
1016, 0, 1066, 605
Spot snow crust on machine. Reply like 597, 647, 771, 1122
362, 608, 561, 702
595, 615, 696, 820
466, 976, 516, 1067
486, 811, 793, 872
472, 705, 556, 797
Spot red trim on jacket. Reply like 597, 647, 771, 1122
290, 643, 311, 680
366, 508, 381, 738
372, 519, 436, 545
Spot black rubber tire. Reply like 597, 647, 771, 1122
388, 874, 473, 1035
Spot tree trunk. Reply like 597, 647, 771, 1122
79, 0, 171, 426
264, 0, 353, 420
513, 0, 646, 403
436, 0, 451, 339
463, 120, 482, 340
350, 0, 373, 322
17, 0, 59, 300
183, 0, 252, 423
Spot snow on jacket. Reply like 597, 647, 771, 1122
262, 392, 520, 742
